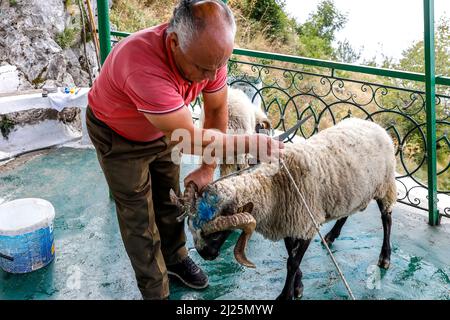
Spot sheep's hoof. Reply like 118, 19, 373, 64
276, 293, 294, 300
377, 257, 391, 269
294, 285, 304, 299
323, 235, 334, 247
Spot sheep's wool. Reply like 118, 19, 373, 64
201, 87, 269, 176
199, 118, 397, 241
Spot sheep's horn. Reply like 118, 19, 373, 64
234, 229, 256, 268
202, 212, 256, 268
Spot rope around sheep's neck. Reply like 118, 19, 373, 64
280, 158, 356, 300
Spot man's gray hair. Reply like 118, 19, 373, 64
168, 0, 236, 52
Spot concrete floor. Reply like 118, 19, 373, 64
0, 147, 449, 300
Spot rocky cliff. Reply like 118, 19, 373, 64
0, 0, 100, 93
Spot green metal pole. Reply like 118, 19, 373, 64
97, 1, 112, 199
424, 0, 439, 226
97, 0, 111, 65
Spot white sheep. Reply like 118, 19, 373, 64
225, 86, 270, 135
171, 118, 397, 300
200, 87, 271, 176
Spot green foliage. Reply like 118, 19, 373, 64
336, 39, 361, 63
0, 115, 15, 140
237, 0, 354, 54
55, 27, 79, 49
356, 17, 450, 191
9, 0, 17, 6
239, 0, 291, 42
110, 0, 160, 33
298, 34, 335, 59
295, 0, 357, 60
296, 0, 346, 42
75, 0, 93, 43
398, 17, 450, 78
385, 17, 450, 183
31, 65, 47, 87
31, 77, 45, 86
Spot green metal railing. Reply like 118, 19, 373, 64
97, 0, 111, 64
424, 0, 439, 225
96, 0, 449, 225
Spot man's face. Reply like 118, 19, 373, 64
169, 29, 234, 83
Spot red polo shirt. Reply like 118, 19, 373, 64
88, 23, 227, 142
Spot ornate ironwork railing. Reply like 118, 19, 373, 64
224, 51, 450, 221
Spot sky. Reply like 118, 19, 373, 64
284, 0, 449, 63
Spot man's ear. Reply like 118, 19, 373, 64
169, 189, 181, 206
168, 32, 179, 51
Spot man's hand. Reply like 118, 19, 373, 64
247, 133, 285, 163
184, 164, 216, 192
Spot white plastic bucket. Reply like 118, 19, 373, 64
0, 198, 55, 273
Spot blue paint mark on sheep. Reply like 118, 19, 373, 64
193, 192, 220, 229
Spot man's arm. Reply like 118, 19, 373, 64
202, 86, 228, 134
183, 86, 228, 189
199, 85, 229, 170
143, 89, 283, 190
143, 104, 225, 153
143, 101, 226, 190
143, 86, 241, 159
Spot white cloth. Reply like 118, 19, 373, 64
47, 88, 90, 112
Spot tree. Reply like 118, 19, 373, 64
397, 17, 450, 78
336, 39, 361, 63
296, 0, 346, 42
240, 0, 291, 42
295, 0, 356, 60
384, 17, 450, 190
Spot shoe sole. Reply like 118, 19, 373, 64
167, 271, 209, 290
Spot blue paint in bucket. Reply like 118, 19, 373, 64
0, 198, 55, 273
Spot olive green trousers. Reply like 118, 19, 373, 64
86, 106, 187, 299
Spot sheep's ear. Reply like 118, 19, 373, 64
255, 122, 271, 135
242, 202, 254, 213
262, 120, 272, 130
255, 123, 263, 134
169, 189, 181, 206
221, 201, 238, 216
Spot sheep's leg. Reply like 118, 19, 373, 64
293, 269, 303, 298
324, 217, 348, 246
283, 239, 304, 298
276, 237, 311, 300
376, 199, 392, 269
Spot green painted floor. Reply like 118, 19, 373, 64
0, 147, 449, 300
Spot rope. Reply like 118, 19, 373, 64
83, 0, 101, 70
279, 158, 356, 300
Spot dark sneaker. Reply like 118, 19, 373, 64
167, 257, 209, 290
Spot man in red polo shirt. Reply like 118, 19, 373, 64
86, 0, 283, 299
